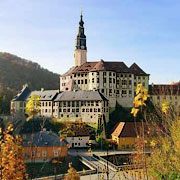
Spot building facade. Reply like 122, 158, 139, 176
149, 82, 180, 111
11, 87, 109, 126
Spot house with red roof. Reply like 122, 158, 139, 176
111, 122, 148, 150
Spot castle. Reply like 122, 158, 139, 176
60, 14, 149, 109
11, 13, 152, 126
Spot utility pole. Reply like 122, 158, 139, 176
106, 144, 109, 180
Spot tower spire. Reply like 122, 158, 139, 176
74, 12, 87, 66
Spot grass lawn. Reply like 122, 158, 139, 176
26, 155, 89, 179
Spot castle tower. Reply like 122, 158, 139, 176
74, 13, 87, 66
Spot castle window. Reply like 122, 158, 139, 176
81, 80, 83, 84
98, 108, 101, 112
74, 74, 76, 77
78, 80, 80, 84
129, 80, 132, 85
81, 74, 84, 77
109, 89, 112, 93
91, 101, 94, 106
134, 82, 137, 86
109, 72, 112, 76
138, 76, 141, 80
121, 74, 123, 78
85, 79, 87, 84
76, 101, 79, 107
129, 90, 132, 97
122, 90, 127, 97
117, 90, 119, 94
90, 108, 92, 112
46, 102, 48, 106
78, 74, 80, 77
129, 74, 131, 78
82, 108, 85, 112
63, 101, 66, 107
97, 78, 99, 83
92, 78, 94, 83
49, 102, 51, 106
86, 109, 89, 112
101, 89, 104, 93
96, 101, 99, 106
76, 108, 79, 112
113, 73, 115, 76
68, 102, 71, 106
94, 109, 97, 112
97, 72, 99, 75
113, 78, 115, 83
67, 109, 70, 112
63, 109, 66, 112
59, 109, 61, 112
109, 78, 112, 83
61, 114, 63, 117
45, 109, 47, 113
72, 102, 75, 107
122, 80, 127, 85
103, 72, 106, 76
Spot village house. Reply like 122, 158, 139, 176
23, 130, 68, 162
65, 122, 90, 148
111, 122, 148, 150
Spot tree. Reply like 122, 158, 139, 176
0, 123, 28, 180
63, 163, 80, 180
25, 94, 40, 121
146, 104, 180, 179
131, 83, 180, 179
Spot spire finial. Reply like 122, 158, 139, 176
79, 9, 84, 27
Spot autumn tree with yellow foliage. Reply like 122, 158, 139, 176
0, 123, 28, 180
131, 83, 180, 180
26, 94, 41, 121
63, 163, 80, 180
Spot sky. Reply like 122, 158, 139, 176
0, 0, 180, 84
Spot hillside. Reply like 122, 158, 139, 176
0, 52, 59, 113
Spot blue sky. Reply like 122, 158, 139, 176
0, 0, 179, 84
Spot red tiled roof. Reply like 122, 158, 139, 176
91, 60, 130, 73
68, 123, 90, 137
129, 63, 148, 76
61, 66, 79, 77
73, 62, 98, 73
111, 122, 147, 138
149, 83, 180, 95
62, 60, 148, 76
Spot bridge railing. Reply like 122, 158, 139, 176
94, 154, 144, 171
33, 169, 97, 180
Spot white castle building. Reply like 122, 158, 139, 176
60, 14, 150, 110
